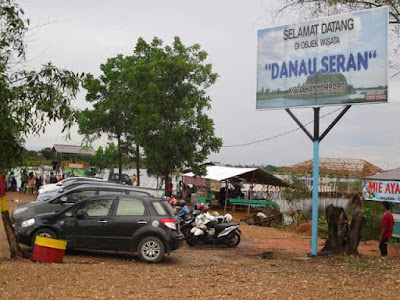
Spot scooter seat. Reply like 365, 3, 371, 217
215, 222, 238, 230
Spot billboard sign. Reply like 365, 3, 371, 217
362, 179, 400, 203
256, 7, 388, 110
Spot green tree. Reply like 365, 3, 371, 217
77, 55, 140, 183
0, 0, 82, 257
133, 37, 222, 194
89, 143, 119, 173
39, 147, 55, 161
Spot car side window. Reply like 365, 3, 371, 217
115, 199, 146, 216
82, 199, 113, 217
66, 189, 97, 203
152, 202, 167, 216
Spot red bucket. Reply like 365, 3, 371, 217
32, 236, 67, 263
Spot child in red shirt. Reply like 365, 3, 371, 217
379, 201, 394, 257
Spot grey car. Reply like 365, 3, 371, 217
12, 183, 164, 224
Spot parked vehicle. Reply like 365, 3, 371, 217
15, 194, 184, 263
12, 183, 157, 224
179, 209, 200, 240
186, 211, 241, 247
108, 173, 132, 185
38, 177, 105, 194
36, 178, 107, 202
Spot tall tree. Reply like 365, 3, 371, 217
133, 37, 222, 194
77, 55, 140, 182
0, 0, 82, 257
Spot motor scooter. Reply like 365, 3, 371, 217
187, 213, 241, 247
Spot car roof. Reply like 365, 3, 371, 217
81, 194, 165, 202
61, 182, 155, 196
56, 177, 105, 186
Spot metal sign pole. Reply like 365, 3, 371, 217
286, 105, 351, 256
311, 107, 320, 256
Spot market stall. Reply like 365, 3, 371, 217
362, 167, 400, 238
183, 165, 288, 214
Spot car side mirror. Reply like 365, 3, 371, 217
75, 209, 86, 219
60, 196, 68, 203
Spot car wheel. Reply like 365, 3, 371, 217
138, 237, 165, 263
31, 229, 57, 247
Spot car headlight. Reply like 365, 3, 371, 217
14, 207, 28, 215
21, 218, 35, 228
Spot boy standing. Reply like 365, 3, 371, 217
379, 201, 394, 258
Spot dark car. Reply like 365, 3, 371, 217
108, 173, 132, 185
12, 183, 159, 224
16, 194, 183, 262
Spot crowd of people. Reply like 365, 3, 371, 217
5, 169, 69, 195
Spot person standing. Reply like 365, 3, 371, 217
379, 201, 394, 258
27, 172, 36, 194
49, 172, 57, 184
167, 180, 173, 197
44, 173, 50, 185
35, 175, 43, 194
59, 173, 66, 182
20, 168, 27, 193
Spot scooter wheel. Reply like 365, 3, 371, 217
187, 236, 196, 247
226, 231, 241, 248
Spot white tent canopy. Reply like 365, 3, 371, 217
184, 165, 287, 187
184, 166, 257, 182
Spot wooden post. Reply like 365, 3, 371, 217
0, 173, 24, 258
223, 179, 229, 214
247, 172, 255, 215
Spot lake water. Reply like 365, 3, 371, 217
256, 89, 384, 109
275, 197, 351, 224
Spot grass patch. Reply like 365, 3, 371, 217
346, 257, 371, 270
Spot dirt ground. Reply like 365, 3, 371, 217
0, 192, 399, 300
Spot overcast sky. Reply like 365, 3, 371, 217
21, 0, 400, 169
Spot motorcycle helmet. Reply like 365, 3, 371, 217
177, 199, 186, 207
168, 197, 177, 206
195, 202, 203, 210
200, 204, 209, 213
224, 214, 233, 222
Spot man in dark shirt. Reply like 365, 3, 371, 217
379, 201, 394, 258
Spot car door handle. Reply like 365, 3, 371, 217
137, 221, 147, 225
98, 220, 108, 224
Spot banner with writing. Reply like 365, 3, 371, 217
362, 179, 400, 203
257, 7, 388, 109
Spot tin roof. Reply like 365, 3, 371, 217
52, 144, 95, 155
364, 167, 400, 181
